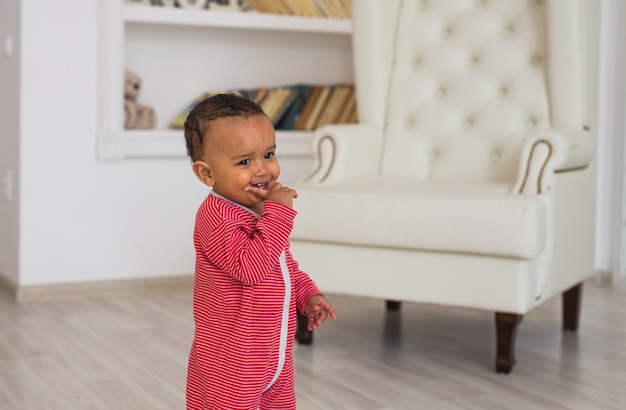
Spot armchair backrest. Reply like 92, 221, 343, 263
352, 0, 594, 182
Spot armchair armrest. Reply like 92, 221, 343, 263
302, 124, 384, 185
512, 128, 594, 195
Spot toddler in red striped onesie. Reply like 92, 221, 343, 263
183, 93, 336, 410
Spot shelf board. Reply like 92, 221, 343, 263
98, 129, 313, 160
123, 5, 352, 34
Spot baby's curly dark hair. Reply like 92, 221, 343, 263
183, 93, 267, 162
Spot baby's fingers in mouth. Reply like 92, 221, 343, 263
245, 185, 269, 198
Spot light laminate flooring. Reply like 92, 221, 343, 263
0, 279, 624, 409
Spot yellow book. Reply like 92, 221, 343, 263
263, 88, 292, 125
346, 100, 358, 123
270, 87, 298, 126
303, 86, 333, 130
335, 86, 356, 124
295, 86, 322, 130
316, 85, 351, 127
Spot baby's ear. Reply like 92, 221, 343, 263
192, 161, 215, 187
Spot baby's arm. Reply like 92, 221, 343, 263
286, 254, 337, 330
200, 200, 296, 285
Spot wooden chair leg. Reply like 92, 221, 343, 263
495, 312, 523, 374
295, 309, 313, 345
386, 300, 402, 311
563, 282, 583, 331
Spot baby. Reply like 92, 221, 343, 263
183, 93, 336, 409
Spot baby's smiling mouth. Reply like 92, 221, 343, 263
252, 182, 269, 190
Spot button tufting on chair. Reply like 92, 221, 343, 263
491, 149, 501, 162
405, 117, 415, 129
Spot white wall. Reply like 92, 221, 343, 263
0, 0, 20, 285
17, 0, 208, 286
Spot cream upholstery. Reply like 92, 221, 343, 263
290, 0, 598, 373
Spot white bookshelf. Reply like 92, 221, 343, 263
96, 2, 353, 160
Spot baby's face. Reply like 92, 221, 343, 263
203, 115, 280, 211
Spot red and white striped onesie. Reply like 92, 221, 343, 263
186, 192, 321, 410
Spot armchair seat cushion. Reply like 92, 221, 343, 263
292, 177, 548, 259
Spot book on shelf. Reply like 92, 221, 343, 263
272, 88, 299, 124
292, 86, 320, 130
246, 87, 269, 106
260, 87, 299, 126
304, 86, 334, 130
315, 84, 352, 128
294, 86, 328, 130
335, 86, 356, 124
247, 87, 270, 112
347, 105, 358, 123
275, 84, 314, 130
340, 93, 359, 124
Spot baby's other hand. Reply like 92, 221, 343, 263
304, 294, 337, 331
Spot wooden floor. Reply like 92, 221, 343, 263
0, 279, 624, 409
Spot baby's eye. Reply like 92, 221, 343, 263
238, 159, 251, 166
264, 151, 275, 159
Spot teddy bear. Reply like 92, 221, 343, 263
124, 69, 157, 129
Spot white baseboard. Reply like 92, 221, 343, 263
0, 274, 194, 303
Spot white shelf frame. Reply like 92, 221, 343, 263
98, 129, 314, 159
96, 1, 352, 160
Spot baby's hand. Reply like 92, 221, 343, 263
304, 294, 337, 331
266, 182, 298, 208
246, 182, 298, 209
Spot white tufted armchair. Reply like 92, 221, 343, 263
290, 0, 599, 373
